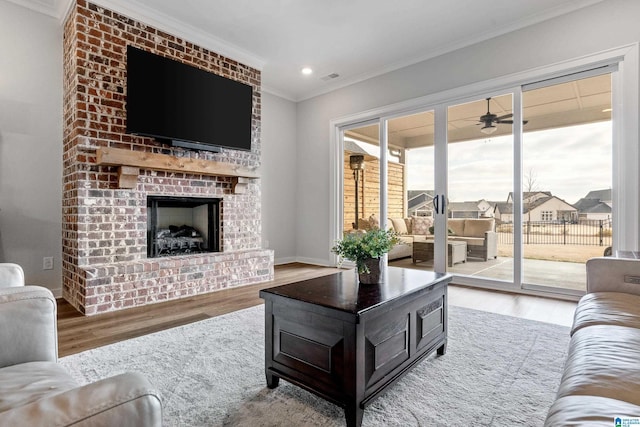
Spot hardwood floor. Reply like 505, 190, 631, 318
57, 263, 577, 357
448, 285, 577, 327
57, 263, 343, 357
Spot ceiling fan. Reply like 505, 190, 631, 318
477, 97, 528, 135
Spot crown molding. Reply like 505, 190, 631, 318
3, 0, 68, 20
70, 0, 266, 70
261, 85, 296, 103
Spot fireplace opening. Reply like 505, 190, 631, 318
147, 196, 221, 258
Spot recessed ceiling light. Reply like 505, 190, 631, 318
301, 67, 313, 75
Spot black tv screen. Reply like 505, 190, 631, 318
126, 45, 253, 152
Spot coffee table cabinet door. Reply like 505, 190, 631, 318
363, 307, 411, 389
416, 295, 446, 352
271, 306, 347, 393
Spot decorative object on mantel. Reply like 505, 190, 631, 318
331, 228, 400, 284
95, 147, 260, 193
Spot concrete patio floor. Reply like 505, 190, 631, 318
390, 256, 586, 292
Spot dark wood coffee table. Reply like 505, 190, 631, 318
260, 267, 451, 427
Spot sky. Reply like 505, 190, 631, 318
405, 121, 612, 205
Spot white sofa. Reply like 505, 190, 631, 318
388, 235, 414, 260
545, 257, 640, 425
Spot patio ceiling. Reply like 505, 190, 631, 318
345, 74, 612, 151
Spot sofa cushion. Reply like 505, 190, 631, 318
0, 361, 78, 413
447, 219, 465, 236
390, 218, 408, 235
545, 395, 640, 426
464, 219, 494, 238
358, 218, 371, 230
555, 324, 640, 406
404, 218, 413, 234
368, 214, 379, 229
388, 240, 412, 260
357, 218, 372, 230
396, 235, 413, 245
411, 216, 432, 235
571, 292, 640, 336
385, 220, 394, 232
449, 236, 485, 247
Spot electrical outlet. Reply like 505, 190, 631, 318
625, 275, 640, 285
43, 257, 54, 270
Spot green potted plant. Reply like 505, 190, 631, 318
331, 228, 401, 284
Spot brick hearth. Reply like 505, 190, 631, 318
62, 0, 273, 315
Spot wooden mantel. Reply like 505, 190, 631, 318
95, 147, 259, 194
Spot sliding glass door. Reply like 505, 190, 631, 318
445, 94, 515, 284
335, 63, 620, 297
520, 72, 612, 293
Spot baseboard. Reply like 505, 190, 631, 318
274, 256, 297, 265
291, 256, 334, 267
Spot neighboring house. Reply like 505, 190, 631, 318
493, 202, 513, 223
501, 192, 577, 222
448, 199, 494, 219
407, 190, 434, 217
582, 189, 612, 205
574, 189, 612, 221
506, 191, 552, 204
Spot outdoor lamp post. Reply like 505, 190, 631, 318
349, 155, 365, 229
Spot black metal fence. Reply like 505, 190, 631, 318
496, 219, 612, 246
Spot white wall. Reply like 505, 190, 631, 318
296, 0, 640, 265
0, 1, 63, 292
261, 92, 297, 264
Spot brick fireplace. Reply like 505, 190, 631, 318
62, 0, 274, 315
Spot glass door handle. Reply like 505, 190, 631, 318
433, 195, 446, 215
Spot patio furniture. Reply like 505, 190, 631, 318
447, 218, 497, 261
356, 216, 497, 262
412, 239, 467, 267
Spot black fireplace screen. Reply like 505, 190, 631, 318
147, 196, 220, 258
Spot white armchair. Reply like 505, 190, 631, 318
0, 264, 163, 426
0, 263, 25, 287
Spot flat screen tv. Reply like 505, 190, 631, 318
126, 45, 253, 152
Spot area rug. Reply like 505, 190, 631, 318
59, 304, 570, 426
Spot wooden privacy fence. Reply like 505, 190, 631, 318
496, 219, 613, 246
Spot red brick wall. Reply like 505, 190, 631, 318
62, 0, 273, 315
